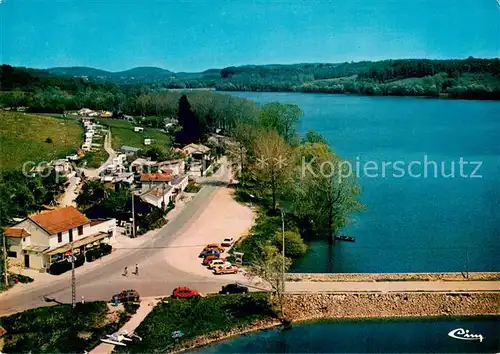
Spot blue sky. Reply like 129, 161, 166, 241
1, 0, 499, 72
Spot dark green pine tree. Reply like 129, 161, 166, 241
176, 94, 200, 144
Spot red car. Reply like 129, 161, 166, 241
172, 286, 200, 299
202, 256, 226, 266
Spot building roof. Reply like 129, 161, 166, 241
4, 227, 31, 238
183, 143, 210, 155
140, 173, 173, 182
171, 174, 188, 185
158, 159, 184, 166
141, 183, 173, 200
29, 206, 90, 235
159, 167, 174, 174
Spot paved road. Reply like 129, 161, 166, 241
0, 165, 232, 315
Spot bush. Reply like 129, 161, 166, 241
1, 301, 109, 353
44, 137, 53, 143
274, 230, 308, 258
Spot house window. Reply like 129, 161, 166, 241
7, 251, 17, 258
78, 225, 83, 236
69, 229, 73, 242
23, 238, 26, 242
57, 232, 62, 243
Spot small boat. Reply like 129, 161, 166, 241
335, 235, 356, 242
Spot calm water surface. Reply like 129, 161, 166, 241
228, 92, 500, 273
192, 317, 500, 353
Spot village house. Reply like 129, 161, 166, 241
183, 143, 211, 160
139, 173, 173, 192
78, 108, 95, 116
101, 172, 134, 184
158, 159, 185, 175
4, 206, 116, 271
130, 158, 157, 174
171, 174, 189, 199
139, 183, 174, 209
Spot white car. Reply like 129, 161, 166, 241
221, 238, 234, 247
208, 259, 231, 269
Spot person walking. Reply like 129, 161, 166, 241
135, 264, 139, 276
123, 266, 128, 276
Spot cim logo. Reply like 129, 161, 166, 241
448, 328, 484, 343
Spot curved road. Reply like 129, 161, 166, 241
0, 163, 236, 315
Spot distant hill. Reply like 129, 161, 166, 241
48, 66, 112, 77
47, 66, 175, 83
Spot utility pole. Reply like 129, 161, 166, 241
2, 233, 8, 286
131, 185, 136, 238
280, 208, 286, 320
71, 242, 76, 308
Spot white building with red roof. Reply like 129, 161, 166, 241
4, 206, 116, 271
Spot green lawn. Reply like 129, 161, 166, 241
117, 293, 275, 353
0, 301, 139, 353
0, 111, 83, 170
78, 134, 109, 168
99, 119, 171, 151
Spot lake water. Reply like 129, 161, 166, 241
227, 92, 500, 273
192, 317, 500, 353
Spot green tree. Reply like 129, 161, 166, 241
294, 142, 363, 244
75, 180, 108, 210
258, 102, 302, 144
246, 243, 291, 321
251, 131, 294, 210
273, 230, 307, 258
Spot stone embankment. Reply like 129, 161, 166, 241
173, 292, 500, 353
284, 292, 500, 321
287, 272, 500, 282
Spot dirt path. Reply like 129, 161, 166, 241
90, 297, 161, 354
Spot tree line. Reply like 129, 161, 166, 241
227, 101, 363, 264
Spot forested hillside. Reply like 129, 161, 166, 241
1, 57, 500, 103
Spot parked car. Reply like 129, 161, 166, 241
202, 255, 226, 266
214, 265, 238, 275
221, 238, 234, 247
203, 243, 225, 253
220, 283, 249, 294
199, 249, 220, 258
111, 289, 140, 302
172, 287, 200, 299
208, 259, 231, 269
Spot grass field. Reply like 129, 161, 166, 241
117, 293, 275, 353
0, 111, 83, 170
99, 118, 172, 150
0, 301, 139, 353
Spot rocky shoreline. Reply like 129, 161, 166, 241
171, 292, 500, 353
287, 272, 500, 282
284, 292, 500, 322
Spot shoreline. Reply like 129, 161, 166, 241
169, 292, 500, 353
286, 271, 500, 282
